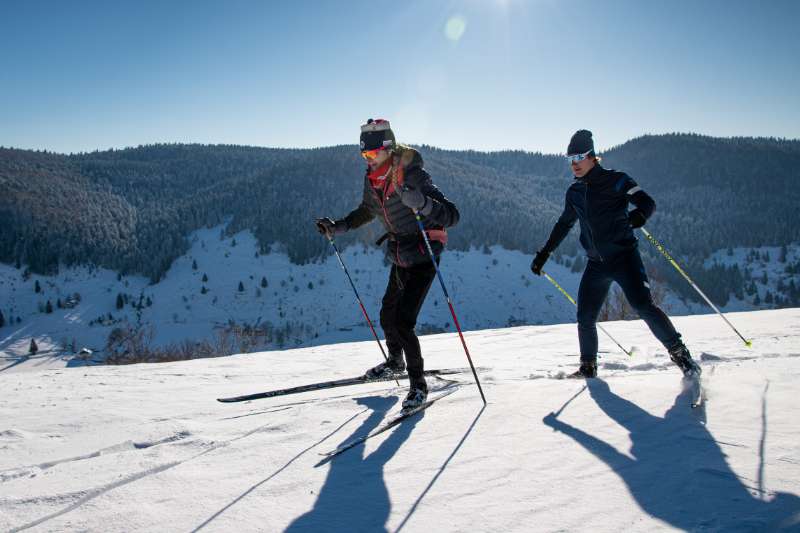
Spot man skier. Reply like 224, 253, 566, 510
315, 119, 460, 408
530, 129, 700, 379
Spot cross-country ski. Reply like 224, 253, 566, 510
217, 367, 483, 403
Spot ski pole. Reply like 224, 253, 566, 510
414, 214, 487, 405
325, 234, 398, 385
542, 271, 634, 357
639, 227, 752, 347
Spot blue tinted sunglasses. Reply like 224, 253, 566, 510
566, 150, 593, 163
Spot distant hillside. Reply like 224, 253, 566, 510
1, 135, 799, 304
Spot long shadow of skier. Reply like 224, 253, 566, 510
285, 395, 422, 533
543, 378, 800, 531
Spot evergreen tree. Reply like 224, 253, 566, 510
192, 259, 198, 270
202, 273, 208, 282
779, 245, 788, 263
146, 296, 152, 307
57, 298, 63, 308
34, 280, 41, 293
116, 293, 124, 310
0, 309, 4, 328
201, 286, 208, 294
261, 276, 268, 288
238, 281, 244, 292
29, 338, 38, 355
46, 300, 53, 314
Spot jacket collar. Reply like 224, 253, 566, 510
575, 163, 606, 184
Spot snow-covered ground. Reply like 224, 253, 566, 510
0, 225, 614, 359
2, 308, 799, 532
6, 225, 793, 361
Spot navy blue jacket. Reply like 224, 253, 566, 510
542, 164, 655, 262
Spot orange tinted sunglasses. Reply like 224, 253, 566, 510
361, 147, 385, 160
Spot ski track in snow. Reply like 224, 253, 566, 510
1, 309, 800, 531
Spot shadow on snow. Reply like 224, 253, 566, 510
285, 395, 420, 533
543, 378, 800, 531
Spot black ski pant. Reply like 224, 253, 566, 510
577, 249, 681, 362
380, 259, 438, 388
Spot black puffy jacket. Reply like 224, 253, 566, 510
542, 164, 655, 262
342, 147, 460, 267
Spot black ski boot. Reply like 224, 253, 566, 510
402, 377, 428, 410
365, 356, 405, 380
568, 360, 598, 379
668, 342, 701, 377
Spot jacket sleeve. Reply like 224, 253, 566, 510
342, 179, 376, 229
541, 193, 578, 254
619, 174, 656, 219
415, 169, 460, 228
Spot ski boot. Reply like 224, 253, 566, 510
568, 360, 598, 379
668, 341, 701, 377
365, 356, 405, 380
402, 378, 428, 410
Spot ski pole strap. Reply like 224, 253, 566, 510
639, 227, 752, 347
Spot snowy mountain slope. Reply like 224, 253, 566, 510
1, 308, 799, 532
5, 224, 795, 366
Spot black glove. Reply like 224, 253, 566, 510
400, 185, 432, 215
628, 209, 647, 229
315, 217, 347, 236
530, 250, 550, 276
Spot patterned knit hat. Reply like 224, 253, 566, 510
360, 119, 396, 151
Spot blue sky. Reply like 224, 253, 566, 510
1, 0, 798, 154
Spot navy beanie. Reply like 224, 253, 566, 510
567, 129, 594, 155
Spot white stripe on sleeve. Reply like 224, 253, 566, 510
627, 185, 642, 195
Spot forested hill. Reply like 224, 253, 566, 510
1, 134, 798, 288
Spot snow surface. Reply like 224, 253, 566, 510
2, 308, 800, 532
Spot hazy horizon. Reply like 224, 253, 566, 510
4, 130, 799, 158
